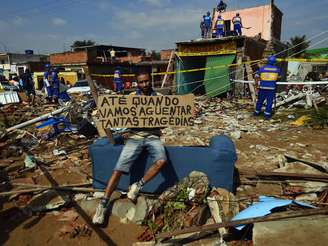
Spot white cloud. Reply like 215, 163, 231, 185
113, 8, 202, 30
138, 0, 171, 7
13, 16, 24, 25
52, 17, 67, 26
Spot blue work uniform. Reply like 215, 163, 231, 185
44, 70, 52, 99
233, 16, 242, 36
114, 70, 123, 92
203, 15, 212, 38
254, 65, 281, 119
216, 17, 225, 37
51, 70, 59, 99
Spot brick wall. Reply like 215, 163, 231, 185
160, 49, 174, 60
50, 51, 88, 65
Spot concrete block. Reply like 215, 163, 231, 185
253, 215, 328, 246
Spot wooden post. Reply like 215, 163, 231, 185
84, 66, 113, 141
161, 51, 175, 88
245, 56, 256, 104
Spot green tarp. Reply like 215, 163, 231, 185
176, 56, 206, 95
204, 55, 235, 97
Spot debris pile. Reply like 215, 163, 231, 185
0, 90, 328, 245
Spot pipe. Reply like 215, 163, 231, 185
6, 106, 71, 132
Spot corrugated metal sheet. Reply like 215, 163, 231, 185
204, 55, 235, 97
0, 91, 20, 104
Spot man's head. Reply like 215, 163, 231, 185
267, 55, 276, 65
136, 71, 151, 95
236, 13, 240, 17
218, 14, 222, 19
207, 11, 211, 16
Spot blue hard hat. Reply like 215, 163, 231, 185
267, 56, 276, 65
45, 64, 50, 68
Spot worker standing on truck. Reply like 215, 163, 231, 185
232, 13, 242, 36
216, 14, 225, 38
203, 12, 212, 39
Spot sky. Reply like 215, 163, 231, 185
0, 0, 327, 54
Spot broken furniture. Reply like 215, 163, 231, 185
89, 135, 237, 193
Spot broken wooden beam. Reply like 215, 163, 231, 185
156, 208, 328, 239
284, 153, 328, 173
239, 170, 328, 182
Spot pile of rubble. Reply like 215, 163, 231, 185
1, 89, 328, 245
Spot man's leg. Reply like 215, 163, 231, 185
254, 89, 265, 116
127, 138, 166, 201
93, 139, 143, 224
264, 90, 274, 120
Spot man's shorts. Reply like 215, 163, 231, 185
114, 137, 167, 174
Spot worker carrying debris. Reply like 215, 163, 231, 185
113, 67, 123, 93
92, 71, 168, 225
217, 0, 227, 13
254, 56, 281, 120
43, 64, 52, 103
203, 11, 212, 39
216, 14, 225, 38
232, 13, 242, 36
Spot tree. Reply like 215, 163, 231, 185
287, 35, 310, 58
150, 50, 160, 60
71, 40, 96, 50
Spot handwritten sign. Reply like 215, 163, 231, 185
96, 94, 194, 128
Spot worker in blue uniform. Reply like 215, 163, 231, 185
216, 14, 225, 38
203, 11, 212, 39
232, 13, 242, 36
217, 1, 227, 13
51, 68, 59, 103
254, 56, 281, 120
43, 64, 52, 103
200, 15, 206, 38
114, 68, 123, 93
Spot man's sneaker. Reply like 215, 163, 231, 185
92, 203, 106, 225
127, 182, 142, 201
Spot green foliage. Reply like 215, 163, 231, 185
150, 50, 160, 60
71, 40, 96, 49
287, 35, 311, 58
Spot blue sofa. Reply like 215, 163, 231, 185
89, 135, 237, 193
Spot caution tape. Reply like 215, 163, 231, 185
91, 59, 262, 78
91, 74, 135, 77
176, 50, 237, 57
277, 58, 328, 63
233, 79, 328, 85
90, 58, 328, 78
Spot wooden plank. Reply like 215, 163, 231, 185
284, 154, 328, 173
239, 170, 328, 182
245, 56, 256, 104
156, 208, 328, 239
161, 51, 174, 88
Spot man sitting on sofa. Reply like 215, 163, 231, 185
93, 71, 167, 225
